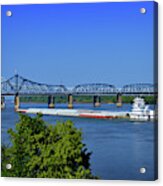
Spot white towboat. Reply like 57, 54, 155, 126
129, 97, 155, 121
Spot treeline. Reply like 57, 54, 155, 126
20, 96, 66, 103
102, 96, 156, 104
20, 95, 156, 104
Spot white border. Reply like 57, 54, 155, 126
0, 0, 162, 186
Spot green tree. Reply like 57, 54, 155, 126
2, 114, 96, 179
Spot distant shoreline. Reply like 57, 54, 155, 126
20, 95, 156, 104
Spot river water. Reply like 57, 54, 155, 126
1, 100, 156, 180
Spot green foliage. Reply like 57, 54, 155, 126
74, 96, 93, 103
20, 96, 67, 103
144, 96, 156, 104
1, 114, 96, 179
101, 96, 117, 103
122, 96, 135, 104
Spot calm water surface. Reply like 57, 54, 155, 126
1, 100, 156, 180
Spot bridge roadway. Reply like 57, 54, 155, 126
1, 74, 157, 110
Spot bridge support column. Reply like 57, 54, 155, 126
93, 96, 101, 107
116, 93, 122, 107
68, 94, 73, 109
14, 94, 20, 111
1, 96, 5, 109
48, 95, 55, 108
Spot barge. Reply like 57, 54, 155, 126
18, 108, 129, 119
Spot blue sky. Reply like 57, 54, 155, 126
1, 2, 157, 87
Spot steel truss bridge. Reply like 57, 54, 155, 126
1, 74, 157, 96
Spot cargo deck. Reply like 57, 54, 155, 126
18, 108, 129, 119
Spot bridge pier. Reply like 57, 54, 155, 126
48, 95, 55, 108
68, 94, 73, 109
14, 94, 20, 111
93, 96, 101, 107
1, 96, 5, 109
116, 93, 122, 107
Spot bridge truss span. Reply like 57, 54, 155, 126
122, 83, 157, 96
1, 74, 68, 95
72, 83, 117, 95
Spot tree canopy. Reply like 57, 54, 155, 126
2, 114, 97, 179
